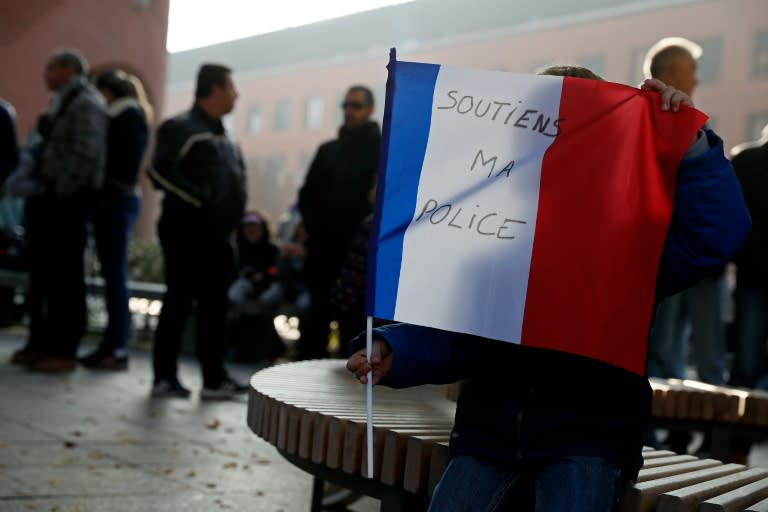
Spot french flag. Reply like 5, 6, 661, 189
366, 49, 707, 376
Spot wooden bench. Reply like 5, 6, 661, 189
247, 360, 768, 512
649, 378, 768, 461
0, 268, 166, 300
0, 268, 166, 301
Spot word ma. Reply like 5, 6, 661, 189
437, 90, 561, 138
471, 150, 515, 178
415, 199, 527, 240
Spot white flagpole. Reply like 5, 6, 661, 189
365, 315, 374, 479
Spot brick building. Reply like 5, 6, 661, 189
0, 0, 170, 239
165, 0, 767, 230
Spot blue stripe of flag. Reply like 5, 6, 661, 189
366, 49, 440, 318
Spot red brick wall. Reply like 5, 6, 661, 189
0, 0, 170, 240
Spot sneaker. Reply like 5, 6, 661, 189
200, 377, 249, 400
151, 379, 191, 399
79, 350, 128, 371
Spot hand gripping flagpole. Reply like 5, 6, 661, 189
365, 315, 374, 479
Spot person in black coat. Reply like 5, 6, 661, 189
148, 64, 247, 399
227, 211, 285, 363
297, 85, 380, 359
730, 126, 768, 390
79, 69, 149, 370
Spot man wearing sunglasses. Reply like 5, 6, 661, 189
297, 85, 380, 360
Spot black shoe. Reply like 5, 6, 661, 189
200, 377, 248, 400
151, 379, 191, 398
10, 348, 46, 366
79, 350, 128, 371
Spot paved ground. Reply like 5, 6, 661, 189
1, 328, 766, 512
0, 330, 379, 512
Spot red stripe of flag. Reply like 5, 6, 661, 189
520, 77, 707, 375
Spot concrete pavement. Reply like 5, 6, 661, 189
0, 331, 378, 512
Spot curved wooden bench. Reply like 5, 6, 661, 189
247, 360, 768, 512
649, 378, 768, 460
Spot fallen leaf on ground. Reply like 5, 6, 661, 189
205, 419, 221, 430
186, 470, 196, 478
70, 431, 82, 437
256, 490, 264, 496
222, 462, 237, 469
162, 468, 173, 475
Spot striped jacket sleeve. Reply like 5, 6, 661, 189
148, 119, 217, 207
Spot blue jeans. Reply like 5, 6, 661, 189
647, 276, 726, 384
428, 455, 626, 512
730, 287, 768, 388
92, 193, 141, 354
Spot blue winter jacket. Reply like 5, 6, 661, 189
351, 130, 750, 481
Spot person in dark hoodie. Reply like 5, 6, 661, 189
346, 67, 751, 512
78, 69, 150, 370
297, 85, 380, 359
148, 63, 247, 399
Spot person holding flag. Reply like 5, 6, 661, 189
347, 62, 750, 511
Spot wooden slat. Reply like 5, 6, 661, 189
744, 496, 768, 511
620, 464, 745, 512
636, 459, 722, 484
641, 455, 699, 469
403, 435, 445, 494
427, 441, 450, 496
698, 476, 768, 512
643, 450, 679, 460
380, 429, 451, 486
656, 468, 768, 512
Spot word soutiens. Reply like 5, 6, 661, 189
436, 90, 562, 138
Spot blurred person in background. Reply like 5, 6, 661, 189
643, 37, 730, 456
297, 85, 380, 360
727, 124, 768, 464
78, 69, 150, 370
148, 63, 247, 399
227, 210, 284, 364
8, 48, 107, 372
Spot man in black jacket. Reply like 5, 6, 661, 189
297, 85, 380, 359
149, 64, 247, 399
730, 125, 768, 390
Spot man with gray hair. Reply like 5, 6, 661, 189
643, 37, 701, 97
643, 37, 728, 454
8, 48, 108, 372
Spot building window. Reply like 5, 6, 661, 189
628, 47, 648, 86
304, 97, 324, 130
246, 156, 264, 175
747, 112, 768, 141
248, 105, 262, 135
753, 30, 768, 78
576, 55, 605, 77
374, 86, 386, 124
267, 153, 286, 174
696, 38, 722, 85
299, 150, 314, 173
274, 100, 290, 132
222, 113, 236, 141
